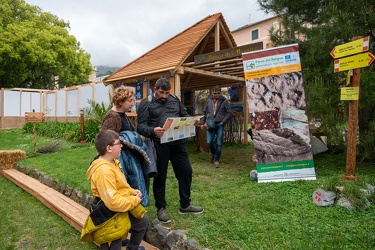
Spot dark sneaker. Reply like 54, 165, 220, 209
214, 161, 220, 168
157, 208, 171, 223
179, 204, 204, 214
122, 239, 129, 246
209, 154, 214, 164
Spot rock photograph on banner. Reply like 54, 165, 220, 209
243, 44, 316, 182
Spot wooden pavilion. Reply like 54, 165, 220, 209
104, 13, 263, 143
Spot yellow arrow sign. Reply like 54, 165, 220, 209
334, 52, 375, 72
330, 36, 369, 59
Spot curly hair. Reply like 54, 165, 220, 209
111, 86, 135, 107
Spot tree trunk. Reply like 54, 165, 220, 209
196, 126, 209, 152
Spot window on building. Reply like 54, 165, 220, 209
251, 29, 259, 41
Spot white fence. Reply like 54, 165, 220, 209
0, 82, 112, 129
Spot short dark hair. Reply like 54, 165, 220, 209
155, 77, 171, 91
212, 85, 221, 92
95, 130, 119, 155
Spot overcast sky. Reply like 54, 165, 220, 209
26, 0, 272, 67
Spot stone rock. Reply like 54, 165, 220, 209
250, 170, 258, 181
145, 219, 170, 249
29, 168, 38, 178
337, 197, 354, 210
23, 166, 31, 175
166, 230, 188, 249
360, 188, 372, 198
184, 239, 199, 249
365, 183, 375, 195
312, 189, 336, 206
80, 193, 91, 209
60, 182, 73, 197
70, 189, 82, 203
41, 175, 57, 187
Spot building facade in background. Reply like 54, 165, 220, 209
231, 16, 282, 49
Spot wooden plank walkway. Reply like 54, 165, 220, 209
1, 168, 158, 250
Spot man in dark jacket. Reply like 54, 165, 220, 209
200, 85, 232, 168
137, 77, 203, 224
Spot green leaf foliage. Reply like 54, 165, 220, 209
0, 0, 92, 89
21, 99, 112, 144
258, 0, 375, 161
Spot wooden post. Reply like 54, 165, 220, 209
33, 122, 37, 153
243, 84, 248, 144
1, 88, 4, 129
343, 36, 361, 181
80, 109, 85, 144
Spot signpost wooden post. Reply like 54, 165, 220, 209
331, 36, 373, 181
25, 111, 45, 153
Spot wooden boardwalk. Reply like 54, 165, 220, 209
1, 168, 158, 250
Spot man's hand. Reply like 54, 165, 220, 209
154, 127, 165, 137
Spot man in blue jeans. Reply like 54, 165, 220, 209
200, 85, 232, 168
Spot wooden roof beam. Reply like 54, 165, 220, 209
210, 65, 244, 72
215, 22, 220, 51
199, 63, 240, 71
104, 68, 175, 85
225, 70, 246, 76
183, 58, 242, 68
219, 21, 235, 47
181, 72, 193, 90
180, 66, 245, 81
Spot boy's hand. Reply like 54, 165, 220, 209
135, 189, 142, 198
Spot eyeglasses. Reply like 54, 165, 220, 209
213, 92, 221, 95
111, 141, 122, 146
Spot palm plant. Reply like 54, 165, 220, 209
83, 100, 112, 142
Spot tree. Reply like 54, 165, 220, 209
0, 0, 92, 89
258, 0, 375, 161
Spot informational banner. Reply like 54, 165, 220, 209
160, 116, 202, 144
242, 44, 316, 183
243, 45, 301, 79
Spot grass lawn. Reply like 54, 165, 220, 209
0, 129, 374, 249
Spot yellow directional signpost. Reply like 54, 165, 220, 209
334, 52, 374, 72
331, 36, 374, 181
330, 36, 369, 59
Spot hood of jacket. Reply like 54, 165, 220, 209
86, 157, 119, 181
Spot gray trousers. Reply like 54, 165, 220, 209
100, 213, 149, 250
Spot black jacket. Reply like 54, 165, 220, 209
137, 94, 189, 140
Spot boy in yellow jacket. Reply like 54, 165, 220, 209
81, 130, 148, 250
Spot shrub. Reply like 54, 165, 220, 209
22, 122, 81, 143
